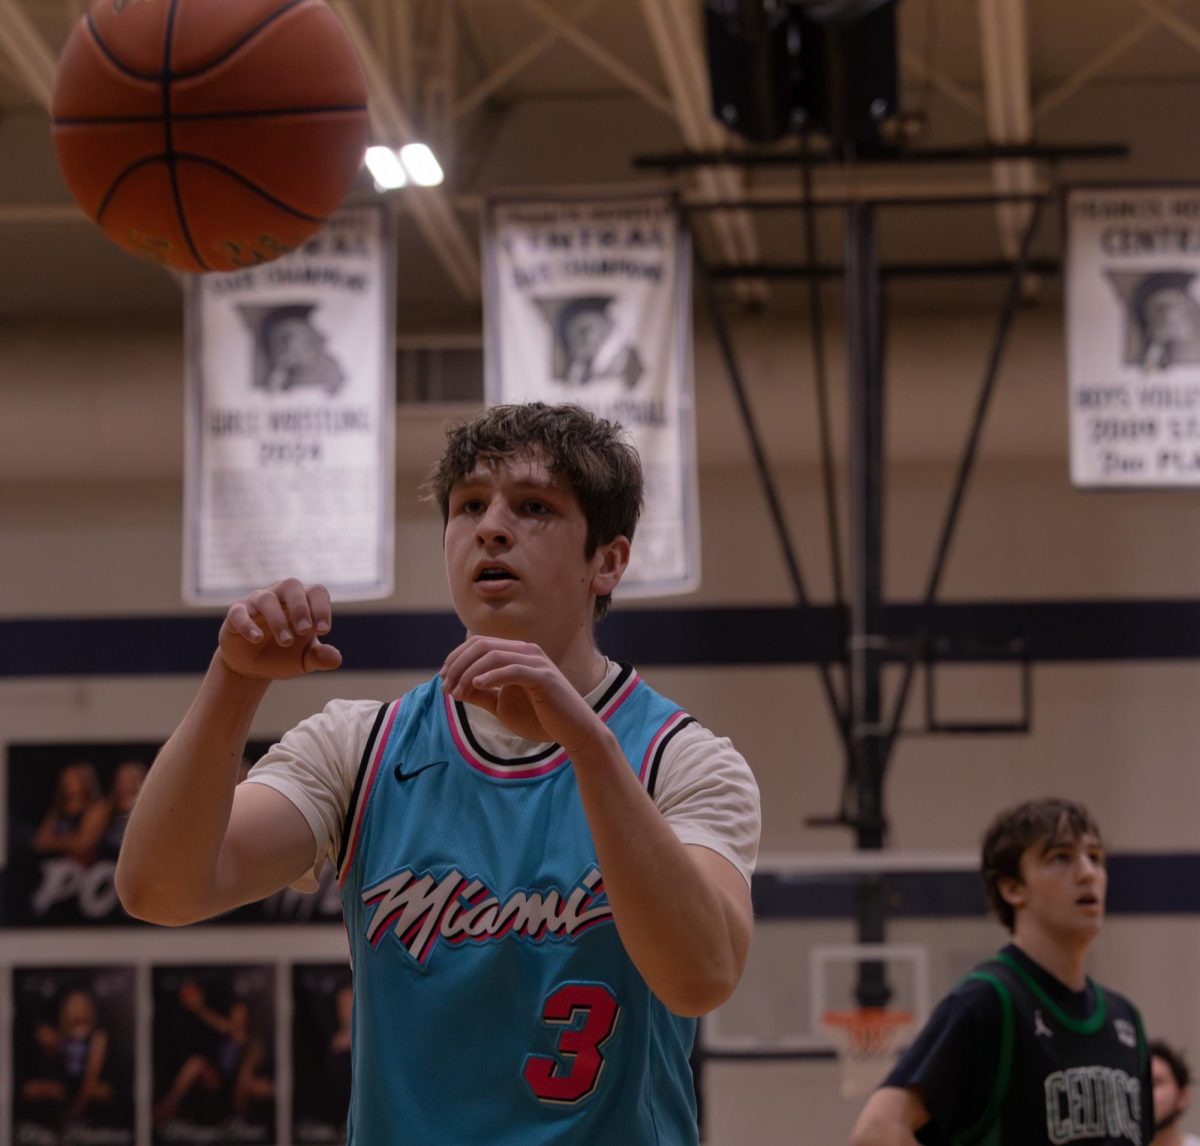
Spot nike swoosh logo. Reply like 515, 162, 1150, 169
394, 760, 449, 783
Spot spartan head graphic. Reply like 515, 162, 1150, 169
1106, 270, 1200, 371
238, 303, 346, 396
535, 294, 645, 388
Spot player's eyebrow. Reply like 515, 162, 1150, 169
1038, 833, 1102, 855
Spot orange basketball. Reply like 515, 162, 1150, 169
51, 0, 369, 274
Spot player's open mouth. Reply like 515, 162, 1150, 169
1076, 895, 1099, 906
475, 564, 517, 583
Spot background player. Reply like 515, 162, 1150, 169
849, 797, 1151, 1146
1150, 1039, 1200, 1146
116, 401, 760, 1144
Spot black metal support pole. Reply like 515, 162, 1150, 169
882, 200, 1046, 762
695, 251, 850, 749
844, 202, 891, 1007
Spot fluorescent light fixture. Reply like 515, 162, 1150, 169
365, 145, 406, 191
399, 142, 444, 187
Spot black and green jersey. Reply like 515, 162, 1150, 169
884, 944, 1152, 1146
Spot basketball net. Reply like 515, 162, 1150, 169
820, 1007, 915, 1099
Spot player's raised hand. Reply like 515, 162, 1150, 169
440, 636, 604, 754
218, 579, 342, 680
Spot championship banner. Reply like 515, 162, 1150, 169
184, 203, 396, 603
1066, 186, 1200, 486
483, 196, 700, 596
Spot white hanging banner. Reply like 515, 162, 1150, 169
483, 196, 700, 597
183, 203, 395, 604
1066, 185, 1200, 487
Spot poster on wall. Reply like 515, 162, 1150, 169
151, 964, 277, 1146
5, 745, 155, 927
483, 195, 701, 597
11, 965, 137, 1146
5, 741, 343, 926
184, 202, 396, 603
1066, 185, 1200, 486
291, 963, 353, 1145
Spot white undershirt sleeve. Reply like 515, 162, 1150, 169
652, 722, 761, 889
240, 697, 380, 891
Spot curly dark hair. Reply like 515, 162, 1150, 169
980, 798, 1103, 932
425, 402, 643, 619
1150, 1039, 1192, 1091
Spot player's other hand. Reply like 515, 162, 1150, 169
440, 637, 603, 754
218, 579, 342, 680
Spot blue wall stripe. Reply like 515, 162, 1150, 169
5, 598, 1200, 677
751, 853, 1200, 919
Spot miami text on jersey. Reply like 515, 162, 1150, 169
362, 866, 612, 963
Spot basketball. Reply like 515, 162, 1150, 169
50, 0, 369, 274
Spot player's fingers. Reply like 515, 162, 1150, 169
447, 650, 543, 695
223, 602, 265, 643
470, 663, 554, 692
440, 638, 490, 689
306, 583, 333, 635
244, 589, 293, 645
302, 639, 342, 673
274, 578, 315, 638
441, 638, 541, 689
442, 644, 503, 691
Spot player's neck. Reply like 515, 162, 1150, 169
554, 641, 610, 697
1011, 930, 1091, 992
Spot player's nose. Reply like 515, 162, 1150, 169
475, 498, 513, 543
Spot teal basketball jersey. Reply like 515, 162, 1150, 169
338, 666, 700, 1145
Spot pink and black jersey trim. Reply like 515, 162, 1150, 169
446, 662, 641, 779
639, 711, 697, 797
337, 699, 401, 886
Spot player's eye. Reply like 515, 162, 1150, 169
523, 500, 552, 515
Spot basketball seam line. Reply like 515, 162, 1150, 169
54, 104, 368, 127
162, 0, 205, 269
95, 154, 326, 229
82, 0, 312, 84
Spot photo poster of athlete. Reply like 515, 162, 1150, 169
151, 964, 277, 1146
291, 963, 353, 1144
11, 964, 136, 1146
4, 740, 288, 926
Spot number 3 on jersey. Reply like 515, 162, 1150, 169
522, 982, 621, 1104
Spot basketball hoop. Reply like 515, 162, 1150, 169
820, 1007, 915, 1099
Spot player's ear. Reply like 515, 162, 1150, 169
590, 536, 630, 599
997, 874, 1026, 912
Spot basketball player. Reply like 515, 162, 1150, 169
1150, 1039, 1200, 1146
849, 797, 1152, 1146
116, 402, 760, 1144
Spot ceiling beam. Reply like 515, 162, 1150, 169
330, 0, 481, 302
899, 47, 984, 121
1035, 0, 1185, 123
1130, 0, 1200, 56
0, 0, 57, 109
453, 0, 602, 122
638, 0, 765, 302
519, 0, 675, 119
1035, 16, 1158, 122
978, 0, 1037, 262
